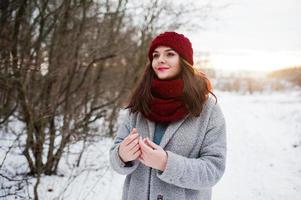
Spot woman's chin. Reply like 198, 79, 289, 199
156, 73, 174, 80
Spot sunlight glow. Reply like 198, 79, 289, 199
195, 49, 301, 72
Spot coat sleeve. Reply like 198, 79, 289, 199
156, 103, 227, 190
109, 110, 140, 175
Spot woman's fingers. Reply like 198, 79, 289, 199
145, 138, 159, 150
118, 128, 139, 162
124, 132, 139, 146
123, 134, 157, 163
139, 137, 153, 153
126, 138, 139, 151
129, 143, 140, 154
132, 149, 141, 159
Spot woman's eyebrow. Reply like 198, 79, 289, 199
153, 48, 174, 54
165, 48, 174, 52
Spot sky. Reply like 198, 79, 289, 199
183, 0, 301, 71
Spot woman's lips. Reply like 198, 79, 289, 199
157, 66, 169, 71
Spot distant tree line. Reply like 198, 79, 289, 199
268, 66, 301, 87
210, 66, 301, 94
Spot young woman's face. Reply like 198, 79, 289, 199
151, 46, 181, 80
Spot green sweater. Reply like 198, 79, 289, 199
153, 123, 169, 145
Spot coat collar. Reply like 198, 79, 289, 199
146, 114, 190, 148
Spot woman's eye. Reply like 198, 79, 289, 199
167, 53, 175, 56
153, 54, 159, 58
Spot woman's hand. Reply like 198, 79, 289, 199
138, 137, 168, 171
118, 128, 141, 163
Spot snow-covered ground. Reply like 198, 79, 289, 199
213, 91, 301, 200
1, 90, 301, 200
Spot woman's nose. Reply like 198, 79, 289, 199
158, 55, 165, 63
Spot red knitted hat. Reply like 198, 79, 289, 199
148, 31, 194, 66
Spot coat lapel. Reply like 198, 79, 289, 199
146, 120, 155, 140
159, 115, 189, 148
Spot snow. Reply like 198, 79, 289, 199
213, 91, 301, 200
1, 90, 301, 200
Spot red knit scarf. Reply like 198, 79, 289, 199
143, 78, 188, 123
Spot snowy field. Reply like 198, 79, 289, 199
1, 90, 301, 200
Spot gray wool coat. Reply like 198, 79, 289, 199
109, 97, 226, 200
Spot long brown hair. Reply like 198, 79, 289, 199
126, 58, 216, 117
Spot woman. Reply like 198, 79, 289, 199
110, 31, 226, 200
